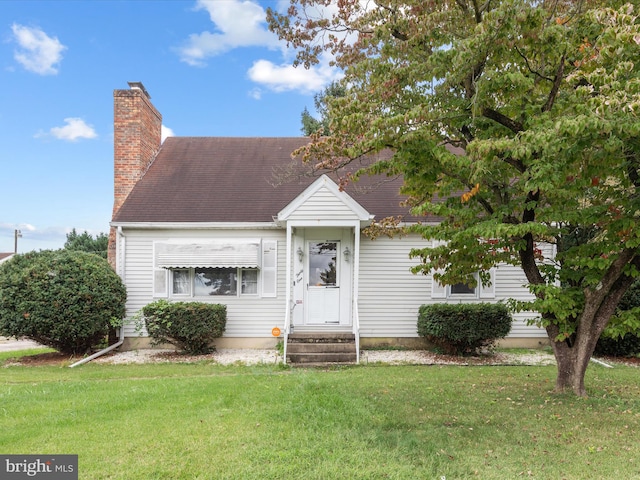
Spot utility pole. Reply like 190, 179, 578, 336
14, 229, 22, 253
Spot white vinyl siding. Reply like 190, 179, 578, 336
357, 234, 546, 339
119, 228, 546, 340
285, 186, 362, 221
120, 229, 286, 339
358, 235, 431, 337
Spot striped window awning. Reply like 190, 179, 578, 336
155, 240, 261, 268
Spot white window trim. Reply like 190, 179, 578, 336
171, 268, 192, 297
153, 239, 277, 299
431, 269, 496, 300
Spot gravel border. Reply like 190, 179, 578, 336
94, 348, 558, 366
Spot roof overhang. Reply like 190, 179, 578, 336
110, 222, 280, 230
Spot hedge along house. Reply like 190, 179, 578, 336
109, 82, 547, 361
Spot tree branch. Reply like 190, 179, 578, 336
482, 107, 523, 134
471, 0, 483, 23
463, 55, 487, 99
519, 189, 544, 285
455, 0, 469, 14
459, 125, 474, 145
503, 156, 527, 174
514, 46, 554, 82
542, 54, 566, 113
625, 148, 640, 188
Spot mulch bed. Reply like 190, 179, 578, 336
5, 351, 77, 366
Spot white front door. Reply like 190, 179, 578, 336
306, 240, 340, 324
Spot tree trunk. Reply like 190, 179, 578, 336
523, 247, 640, 397
546, 267, 637, 396
549, 336, 592, 397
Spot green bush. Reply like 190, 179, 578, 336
0, 250, 126, 355
595, 280, 640, 357
418, 303, 512, 355
139, 300, 226, 354
594, 334, 640, 358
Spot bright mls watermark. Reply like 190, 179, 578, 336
1, 455, 77, 479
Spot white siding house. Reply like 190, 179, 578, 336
109, 82, 546, 353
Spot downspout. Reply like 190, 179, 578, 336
69, 226, 127, 368
590, 357, 613, 368
69, 327, 124, 368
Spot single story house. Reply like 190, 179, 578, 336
109, 82, 546, 358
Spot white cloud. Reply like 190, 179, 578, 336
248, 55, 343, 95
248, 88, 262, 100
177, 0, 281, 66
47, 118, 97, 142
178, 0, 343, 95
161, 125, 175, 143
11, 24, 67, 75
0, 222, 36, 233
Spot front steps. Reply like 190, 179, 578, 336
286, 332, 357, 365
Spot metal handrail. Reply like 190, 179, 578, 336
354, 301, 360, 364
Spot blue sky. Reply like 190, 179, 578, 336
1, 0, 341, 253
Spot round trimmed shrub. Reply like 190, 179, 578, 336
0, 250, 126, 355
418, 303, 512, 355
139, 300, 226, 355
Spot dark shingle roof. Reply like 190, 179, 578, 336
113, 137, 431, 224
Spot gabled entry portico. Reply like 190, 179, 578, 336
278, 175, 374, 364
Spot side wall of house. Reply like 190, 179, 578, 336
119, 228, 287, 345
357, 233, 547, 339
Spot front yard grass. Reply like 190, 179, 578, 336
1, 354, 639, 479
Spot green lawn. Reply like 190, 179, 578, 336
1, 352, 639, 479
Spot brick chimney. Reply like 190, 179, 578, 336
108, 82, 162, 267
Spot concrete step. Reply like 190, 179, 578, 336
288, 333, 355, 343
286, 332, 358, 365
287, 352, 358, 364
287, 342, 356, 354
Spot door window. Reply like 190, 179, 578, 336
308, 241, 338, 286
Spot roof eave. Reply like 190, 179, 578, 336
110, 221, 281, 230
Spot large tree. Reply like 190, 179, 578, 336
269, 1, 640, 396
301, 81, 347, 135
64, 228, 108, 259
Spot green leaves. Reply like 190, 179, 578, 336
272, 1, 640, 391
63, 228, 109, 259
139, 300, 227, 355
0, 250, 126, 355
418, 303, 512, 355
